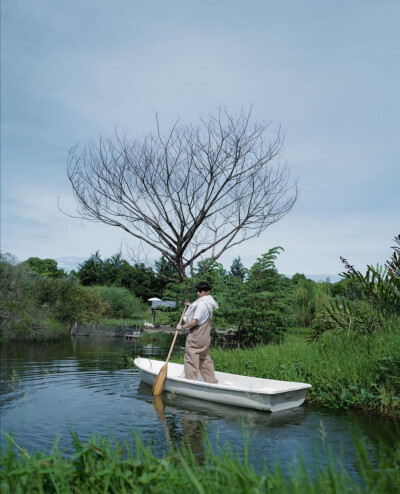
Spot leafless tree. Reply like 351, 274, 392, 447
67, 108, 297, 281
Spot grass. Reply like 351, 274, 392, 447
117, 319, 400, 417
137, 324, 399, 418
1, 430, 400, 493
101, 317, 146, 326
208, 325, 400, 417
101, 308, 173, 328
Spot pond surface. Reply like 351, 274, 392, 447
1, 336, 399, 478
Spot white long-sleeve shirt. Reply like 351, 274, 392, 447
183, 295, 219, 326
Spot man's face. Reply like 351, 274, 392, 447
196, 289, 210, 299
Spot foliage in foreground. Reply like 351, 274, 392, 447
1, 430, 400, 494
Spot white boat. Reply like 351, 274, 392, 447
134, 357, 312, 413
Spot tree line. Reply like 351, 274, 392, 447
1, 234, 399, 343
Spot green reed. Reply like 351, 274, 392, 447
1, 430, 399, 494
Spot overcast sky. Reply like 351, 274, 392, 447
1, 0, 399, 279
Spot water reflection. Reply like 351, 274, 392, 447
152, 393, 206, 462
141, 380, 309, 465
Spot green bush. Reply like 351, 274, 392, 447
91, 285, 143, 318
0, 252, 110, 340
22, 257, 66, 278
0, 253, 54, 340
291, 279, 332, 327
37, 277, 107, 326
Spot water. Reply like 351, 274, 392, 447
1, 336, 399, 477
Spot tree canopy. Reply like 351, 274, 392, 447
23, 257, 66, 279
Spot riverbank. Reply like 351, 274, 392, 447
1, 429, 399, 493
152, 323, 399, 419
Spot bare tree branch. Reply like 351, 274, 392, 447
66, 107, 297, 280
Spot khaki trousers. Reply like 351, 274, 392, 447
184, 318, 218, 383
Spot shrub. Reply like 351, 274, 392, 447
0, 253, 51, 339
90, 285, 143, 318
291, 279, 332, 327
0, 254, 80, 339
37, 277, 107, 326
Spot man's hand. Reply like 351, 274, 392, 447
176, 324, 184, 331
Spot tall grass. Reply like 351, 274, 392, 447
1, 431, 399, 493
126, 323, 400, 417
204, 323, 400, 417
148, 322, 399, 417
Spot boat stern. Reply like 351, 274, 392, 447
269, 387, 311, 412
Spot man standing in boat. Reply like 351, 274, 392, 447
176, 281, 219, 383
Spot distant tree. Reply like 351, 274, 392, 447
229, 257, 247, 280
223, 247, 288, 346
119, 262, 161, 301
290, 273, 307, 285
102, 252, 125, 285
67, 108, 297, 281
154, 256, 179, 282
247, 247, 284, 292
195, 258, 226, 279
23, 257, 66, 279
77, 251, 104, 286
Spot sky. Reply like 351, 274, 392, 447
1, 0, 399, 280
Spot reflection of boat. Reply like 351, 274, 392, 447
134, 358, 311, 412
137, 381, 307, 427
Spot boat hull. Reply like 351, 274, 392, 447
134, 358, 311, 412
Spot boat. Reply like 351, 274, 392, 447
134, 357, 312, 412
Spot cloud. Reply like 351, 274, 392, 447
1, 184, 131, 261
1, 0, 399, 278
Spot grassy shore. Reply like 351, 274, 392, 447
144, 323, 399, 418
121, 324, 400, 417
101, 308, 173, 328
1, 430, 399, 493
